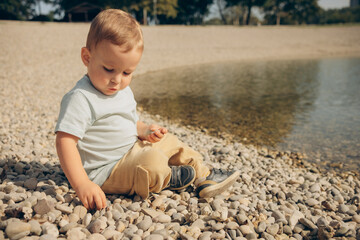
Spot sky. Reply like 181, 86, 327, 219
318, 0, 350, 9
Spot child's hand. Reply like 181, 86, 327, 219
145, 124, 168, 143
74, 180, 107, 210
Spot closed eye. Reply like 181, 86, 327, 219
103, 66, 114, 72
123, 72, 131, 76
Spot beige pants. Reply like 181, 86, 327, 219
101, 133, 209, 199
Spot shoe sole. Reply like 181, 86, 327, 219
198, 171, 240, 198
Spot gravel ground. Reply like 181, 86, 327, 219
0, 21, 359, 240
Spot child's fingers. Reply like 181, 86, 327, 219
88, 196, 96, 210
101, 192, 107, 209
153, 131, 164, 139
82, 198, 89, 209
94, 194, 104, 210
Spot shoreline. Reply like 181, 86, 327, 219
1, 22, 360, 239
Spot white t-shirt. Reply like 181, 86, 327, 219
55, 75, 139, 186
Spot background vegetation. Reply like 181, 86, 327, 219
1, 0, 359, 25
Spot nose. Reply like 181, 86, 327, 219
111, 74, 122, 84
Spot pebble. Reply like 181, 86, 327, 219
137, 216, 152, 231
0, 69, 359, 240
266, 224, 279, 236
87, 220, 107, 234
5, 221, 31, 239
239, 225, 253, 235
66, 227, 86, 240
88, 233, 106, 240
153, 214, 171, 223
34, 199, 54, 215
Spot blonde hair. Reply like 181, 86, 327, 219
86, 9, 143, 52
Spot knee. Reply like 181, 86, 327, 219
136, 149, 169, 170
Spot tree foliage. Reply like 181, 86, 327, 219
1, 0, 359, 25
227, 0, 266, 25
174, 0, 213, 24
0, 0, 36, 20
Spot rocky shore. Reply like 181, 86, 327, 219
1, 109, 359, 240
1, 21, 360, 239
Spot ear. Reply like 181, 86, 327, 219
81, 47, 91, 67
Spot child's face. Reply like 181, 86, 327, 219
81, 40, 142, 96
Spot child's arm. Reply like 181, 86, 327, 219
137, 121, 168, 143
56, 131, 107, 210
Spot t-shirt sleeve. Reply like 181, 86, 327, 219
55, 91, 93, 139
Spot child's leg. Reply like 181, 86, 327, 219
151, 133, 210, 179
101, 141, 171, 199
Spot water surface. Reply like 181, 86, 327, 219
132, 58, 360, 173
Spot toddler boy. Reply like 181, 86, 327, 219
55, 9, 239, 210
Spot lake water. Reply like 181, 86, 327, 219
132, 58, 360, 173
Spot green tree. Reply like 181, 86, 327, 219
0, 0, 36, 20
319, 7, 360, 24
263, 0, 288, 25
284, 0, 320, 24
127, 0, 178, 24
174, 0, 213, 25
227, 0, 266, 25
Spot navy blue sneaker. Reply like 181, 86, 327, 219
168, 165, 196, 190
196, 169, 239, 198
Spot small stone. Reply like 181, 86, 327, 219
212, 223, 225, 231
34, 199, 54, 215
68, 213, 80, 223
225, 221, 239, 230
338, 204, 349, 213
74, 205, 88, 219
88, 233, 107, 240
29, 220, 42, 235
5, 221, 31, 239
335, 226, 349, 237
239, 225, 252, 235
299, 218, 317, 230
306, 198, 319, 207
87, 220, 107, 234
83, 213, 92, 226
352, 215, 360, 223
257, 221, 267, 233
289, 210, 304, 229
153, 214, 171, 223
144, 234, 164, 240
191, 219, 205, 230
272, 210, 286, 223
59, 222, 78, 233
102, 229, 122, 239
141, 208, 162, 218
316, 216, 328, 227
262, 232, 276, 240
137, 216, 152, 231
39, 234, 57, 240
266, 224, 279, 236
42, 223, 59, 238
309, 183, 321, 193
199, 231, 212, 240
56, 204, 73, 214
236, 214, 249, 225
128, 202, 141, 212
321, 201, 337, 211
24, 178, 38, 190
66, 227, 86, 240
116, 221, 126, 232
283, 225, 292, 235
